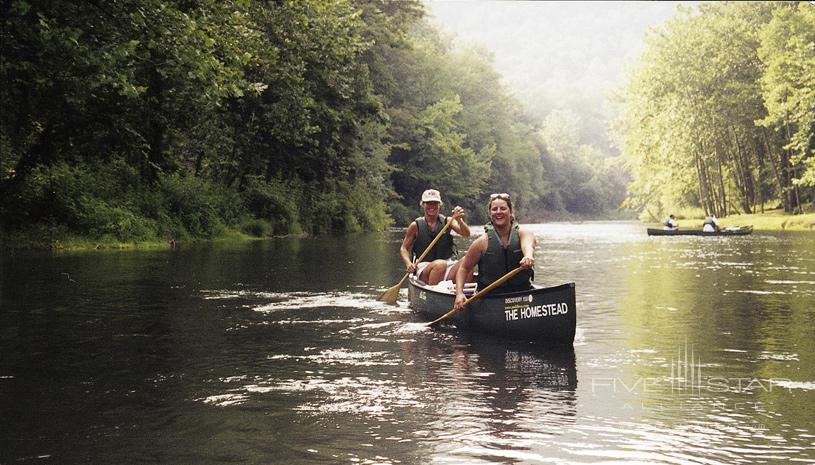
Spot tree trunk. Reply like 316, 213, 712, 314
694, 148, 711, 216
145, 65, 166, 182
760, 129, 787, 211
792, 165, 803, 214
194, 151, 204, 177
784, 126, 801, 213
731, 128, 754, 214
715, 143, 728, 216
754, 136, 765, 213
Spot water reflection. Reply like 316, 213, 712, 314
395, 333, 577, 464
2, 225, 814, 464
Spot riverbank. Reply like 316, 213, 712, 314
0, 226, 264, 252
662, 209, 815, 231
5, 210, 812, 252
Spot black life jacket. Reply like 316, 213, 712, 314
411, 215, 455, 262
476, 221, 533, 293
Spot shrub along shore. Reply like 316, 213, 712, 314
0, 223, 296, 251
4, 210, 812, 252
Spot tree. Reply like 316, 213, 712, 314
757, 3, 815, 208
616, 2, 811, 219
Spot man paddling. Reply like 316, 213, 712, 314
400, 189, 470, 285
663, 214, 679, 230
453, 193, 536, 311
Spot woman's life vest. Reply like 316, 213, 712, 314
476, 222, 533, 293
411, 215, 455, 262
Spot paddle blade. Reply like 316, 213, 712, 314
378, 273, 410, 304
377, 284, 401, 304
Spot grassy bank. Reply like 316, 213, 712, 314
0, 224, 266, 252
6, 208, 811, 252
661, 209, 815, 231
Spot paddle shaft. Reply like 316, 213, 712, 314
428, 266, 526, 326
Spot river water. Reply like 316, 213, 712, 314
1, 222, 813, 464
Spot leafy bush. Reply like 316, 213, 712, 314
240, 177, 302, 235
296, 181, 393, 235
2, 161, 163, 242
74, 199, 156, 242
159, 173, 241, 238
240, 218, 272, 237
387, 203, 419, 228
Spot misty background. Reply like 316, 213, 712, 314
427, 1, 687, 154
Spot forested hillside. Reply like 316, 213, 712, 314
616, 2, 814, 220
2, 0, 623, 246
2, 1, 811, 246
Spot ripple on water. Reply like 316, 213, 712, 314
724, 289, 788, 295
268, 348, 396, 367
198, 374, 425, 418
201, 289, 410, 334
254, 292, 407, 314
764, 279, 815, 285
770, 380, 815, 391
200, 289, 407, 313
199, 393, 249, 407
758, 352, 800, 362
548, 414, 808, 465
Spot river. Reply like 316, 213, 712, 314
1, 222, 813, 464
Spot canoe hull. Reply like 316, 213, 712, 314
647, 225, 753, 236
408, 277, 576, 345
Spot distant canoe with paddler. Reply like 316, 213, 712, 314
647, 225, 753, 236
408, 276, 576, 345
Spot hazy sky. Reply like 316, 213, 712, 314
426, 1, 691, 104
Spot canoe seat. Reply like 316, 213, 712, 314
424, 280, 477, 296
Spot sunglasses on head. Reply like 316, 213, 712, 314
490, 193, 511, 200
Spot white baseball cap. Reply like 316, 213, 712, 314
420, 189, 442, 204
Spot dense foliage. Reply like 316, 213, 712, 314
5, 2, 807, 245
616, 2, 814, 220
0, 0, 583, 244
2, 0, 395, 240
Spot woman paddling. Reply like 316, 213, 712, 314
453, 193, 536, 311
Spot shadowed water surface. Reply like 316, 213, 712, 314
1, 222, 813, 463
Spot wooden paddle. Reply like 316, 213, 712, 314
428, 266, 525, 327
377, 216, 455, 304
